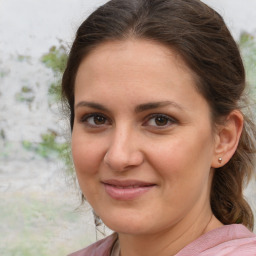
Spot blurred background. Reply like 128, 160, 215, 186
0, 0, 256, 255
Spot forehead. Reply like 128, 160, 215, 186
77, 39, 192, 77
75, 39, 195, 88
74, 39, 207, 112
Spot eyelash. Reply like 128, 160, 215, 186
80, 113, 111, 128
80, 113, 177, 129
143, 114, 178, 128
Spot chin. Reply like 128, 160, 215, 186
100, 212, 150, 235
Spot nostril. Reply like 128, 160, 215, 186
103, 148, 144, 171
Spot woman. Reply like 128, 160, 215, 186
62, 0, 256, 255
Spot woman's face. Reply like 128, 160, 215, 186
72, 39, 218, 235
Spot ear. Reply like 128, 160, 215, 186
211, 110, 243, 168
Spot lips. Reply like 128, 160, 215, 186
102, 179, 156, 200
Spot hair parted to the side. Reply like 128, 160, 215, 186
62, 0, 256, 230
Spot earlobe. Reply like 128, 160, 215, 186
212, 110, 244, 168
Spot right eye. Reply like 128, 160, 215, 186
81, 113, 110, 128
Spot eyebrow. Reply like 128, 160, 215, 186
135, 101, 183, 113
75, 100, 183, 112
75, 101, 109, 111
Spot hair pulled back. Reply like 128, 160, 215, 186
62, 0, 256, 230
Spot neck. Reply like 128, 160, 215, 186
118, 209, 223, 256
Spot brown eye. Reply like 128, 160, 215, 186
155, 116, 168, 126
144, 114, 177, 128
94, 115, 106, 125
81, 113, 110, 127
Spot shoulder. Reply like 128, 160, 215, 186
204, 224, 256, 256
176, 224, 256, 256
68, 233, 117, 256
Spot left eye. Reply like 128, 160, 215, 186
81, 113, 110, 127
144, 114, 176, 127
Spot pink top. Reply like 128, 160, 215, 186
68, 224, 256, 256
176, 224, 256, 256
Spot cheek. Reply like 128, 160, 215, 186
147, 129, 214, 180
71, 133, 104, 176
71, 134, 105, 202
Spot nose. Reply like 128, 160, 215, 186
104, 127, 144, 172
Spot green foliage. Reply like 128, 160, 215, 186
21, 86, 33, 93
239, 32, 255, 47
40, 43, 73, 174
17, 54, 31, 63
239, 32, 256, 97
38, 132, 63, 158
36, 43, 74, 175
22, 130, 66, 159
22, 140, 33, 150
15, 86, 35, 103
41, 45, 67, 74
0, 129, 5, 140
48, 82, 62, 101
22, 130, 73, 174
41, 43, 68, 102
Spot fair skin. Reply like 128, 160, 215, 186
72, 39, 243, 256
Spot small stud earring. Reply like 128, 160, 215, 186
218, 157, 222, 164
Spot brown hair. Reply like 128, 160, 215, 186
62, 0, 256, 230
